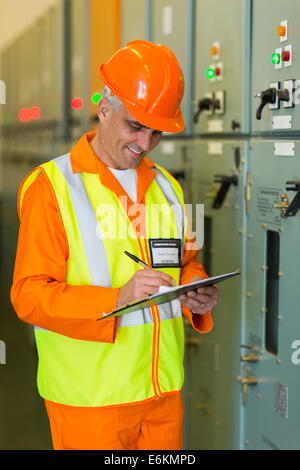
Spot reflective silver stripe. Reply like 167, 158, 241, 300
54, 154, 111, 288
119, 307, 153, 327
158, 300, 182, 321
118, 300, 182, 328
153, 167, 185, 242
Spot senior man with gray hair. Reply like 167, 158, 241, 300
11, 40, 220, 450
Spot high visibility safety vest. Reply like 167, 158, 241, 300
19, 154, 187, 407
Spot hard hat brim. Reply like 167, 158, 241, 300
121, 100, 185, 134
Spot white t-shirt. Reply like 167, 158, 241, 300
108, 167, 138, 203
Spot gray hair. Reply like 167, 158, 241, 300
102, 86, 124, 112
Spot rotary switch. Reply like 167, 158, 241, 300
254, 87, 290, 119
194, 97, 220, 123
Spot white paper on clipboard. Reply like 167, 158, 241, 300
96, 269, 241, 321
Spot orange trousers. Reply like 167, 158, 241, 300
45, 393, 184, 450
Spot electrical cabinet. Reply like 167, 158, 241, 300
242, 140, 300, 449
120, 0, 147, 45
194, 0, 251, 136
252, 0, 300, 134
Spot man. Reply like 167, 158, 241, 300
11, 40, 220, 450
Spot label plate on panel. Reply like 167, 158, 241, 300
272, 115, 292, 129
208, 119, 223, 132
208, 142, 223, 155
257, 187, 282, 225
162, 5, 173, 35
161, 142, 175, 154
274, 381, 288, 419
274, 142, 295, 156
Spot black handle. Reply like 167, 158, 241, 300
212, 174, 238, 209
255, 87, 277, 120
194, 97, 220, 123
284, 180, 300, 217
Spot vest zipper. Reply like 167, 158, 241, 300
139, 237, 162, 398
152, 304, 162, 397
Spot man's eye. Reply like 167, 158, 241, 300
153, 130, 162, 136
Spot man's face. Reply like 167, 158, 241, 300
97, 99, 162, 169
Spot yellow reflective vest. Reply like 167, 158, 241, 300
19, 153, 187, 407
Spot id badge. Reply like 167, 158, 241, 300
149, 239, 182, 268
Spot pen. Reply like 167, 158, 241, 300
124, 251, 150, 270
124, 250, 176, 287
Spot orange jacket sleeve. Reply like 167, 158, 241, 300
179, 216, 213, 334
10, 172, 119, 343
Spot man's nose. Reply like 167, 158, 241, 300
136, 129, 153, 152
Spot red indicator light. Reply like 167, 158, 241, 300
30, 106, 41, 120
71, 97, 83, 110
214, 67, 221, 76
281, 50, 290, 62
19, 108, 31, 122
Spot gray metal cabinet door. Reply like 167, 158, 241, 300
242, 140, 300, 449
194, 0, 251, 136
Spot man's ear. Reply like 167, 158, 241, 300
97, 97, 112, 123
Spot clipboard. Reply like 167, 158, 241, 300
96, 268, 241, 321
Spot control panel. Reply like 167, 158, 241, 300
252, 1, 300, 133
194, 0, 251, 135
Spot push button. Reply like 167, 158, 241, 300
281, 50, 290, 62
277, 25, 286, 37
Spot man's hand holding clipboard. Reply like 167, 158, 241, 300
96, 252, 240, 320
177, 274, 222, 315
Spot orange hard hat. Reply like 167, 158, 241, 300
99, 40, 185, 133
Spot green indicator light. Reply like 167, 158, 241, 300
206, 68, 215, 79
92, 93, 102, 105
272, 53, 281, 65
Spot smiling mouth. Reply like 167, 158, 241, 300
127, 146, 143, 156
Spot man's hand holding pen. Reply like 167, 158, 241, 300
117, 269, 176, 308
